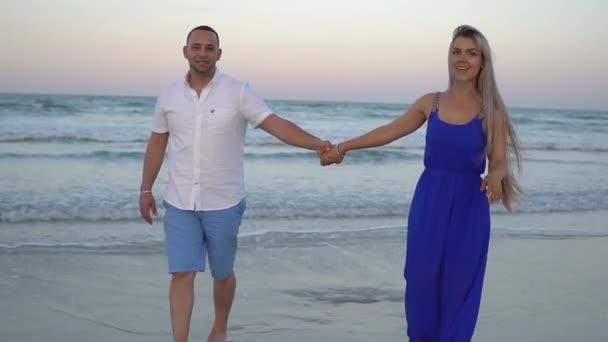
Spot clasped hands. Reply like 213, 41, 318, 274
316, 142, 345, 166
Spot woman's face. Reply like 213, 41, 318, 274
449, 36, 483, 83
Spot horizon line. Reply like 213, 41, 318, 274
1, 91, 606, 113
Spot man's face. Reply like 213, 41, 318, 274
183, 30, 222, 74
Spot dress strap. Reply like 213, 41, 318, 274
431, 92, 440, 113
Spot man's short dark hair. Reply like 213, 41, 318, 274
186, 25, 220, 46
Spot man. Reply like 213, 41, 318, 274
138, 25, 330, 342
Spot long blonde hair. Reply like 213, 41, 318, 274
449, 25, 523, 210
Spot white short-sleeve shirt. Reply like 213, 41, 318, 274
151, 69, 273, 211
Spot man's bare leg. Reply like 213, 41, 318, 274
207, 272, 236, 342
170, 271, 197, 342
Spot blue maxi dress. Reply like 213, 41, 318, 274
404, 93, 491, 341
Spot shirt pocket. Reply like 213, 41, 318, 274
206, 106, 239, 133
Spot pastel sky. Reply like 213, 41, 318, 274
1, 0, 607, 110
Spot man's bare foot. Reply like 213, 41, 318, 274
207, 327, 227, 342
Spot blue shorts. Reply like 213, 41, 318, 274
162, 199, 246, 280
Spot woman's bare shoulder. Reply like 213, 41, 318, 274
411, 92, 441, 117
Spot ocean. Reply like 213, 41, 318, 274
1, 93, 607, 341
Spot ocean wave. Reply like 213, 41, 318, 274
0, 136, 147, 143
0, 101, 75, 113
0, 241, 162, 250
0, 95, 155, 115
0, 210, 141, 223
0, 207, 408, 223
0, 149, 423, 162
0, 225, 402, 250
525, 157, 608, 166
0, 151, 145, 160
2, 224, 607, 251
493, 228, 608, 240
3, 202, 608, 223
524, 145, 608, 153
2, 134, 607, 154
239, 224, 403, 238
0, 146, 605, 163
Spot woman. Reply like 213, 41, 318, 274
321, 25, 522, 341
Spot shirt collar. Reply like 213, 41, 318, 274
183, 68, 222, 90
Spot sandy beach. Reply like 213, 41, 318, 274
2, 214, 607, 342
